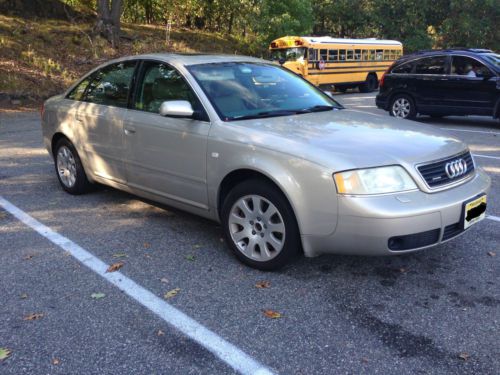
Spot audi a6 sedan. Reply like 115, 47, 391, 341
41, 53, 491, 270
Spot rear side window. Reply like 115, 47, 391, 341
84, 61, 137, 108
67, 77, 91, 101
392, 61, 414, 74
415, 56, 447, 75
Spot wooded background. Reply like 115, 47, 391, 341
62, 0, 499, 52
0, 0, 497, 103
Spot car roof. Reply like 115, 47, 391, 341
397, 48, 493, 61
107, 53, 267, 66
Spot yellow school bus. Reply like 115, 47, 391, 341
269, 36, 403, 92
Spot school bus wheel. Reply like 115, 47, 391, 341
359, 74, 378, 93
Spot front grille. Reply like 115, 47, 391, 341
442, 222, 465, 241
417, 151, 474, 188
388, 228, 440, 251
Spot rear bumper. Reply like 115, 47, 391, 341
375, 95, 389, 110
301, 169, 491, 257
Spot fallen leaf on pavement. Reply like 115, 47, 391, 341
157, 330, 165, 336
255, 281, 271, 289
361, 357, 369, 363
488, 251, 496, 257
23, 254, 36, 260
52, 358, 60, 365
263, 310, 282, 319
185, 255, 195, 261
91, 293, 106, 299
143, 242, 151, 248
0, 347, 11, 361
160, 278, 169, 284
112, 253, 128, 258
106, 261, 124, 272
458, 352, 470, 361
164, 288, 180, 299
23, 313, 44, 321
20, 293, 28, 299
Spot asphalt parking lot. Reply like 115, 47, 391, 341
1, 92, 499, 375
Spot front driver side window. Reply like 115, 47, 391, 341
451, 56, 491, 77
135, 62, 200, 115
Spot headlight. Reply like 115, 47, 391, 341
334, 166, 417, 195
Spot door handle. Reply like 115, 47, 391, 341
124, 127, 136, 135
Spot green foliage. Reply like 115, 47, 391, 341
40, 0, 500, 53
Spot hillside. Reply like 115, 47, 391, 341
0, 14, 262, 109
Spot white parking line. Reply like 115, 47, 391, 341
441, 128, 500, 135
473, 154, 500, 160
340, 96, 376, 100
0, 196, 274, 375
487, 215, 500, 223
351, 105, 377, 108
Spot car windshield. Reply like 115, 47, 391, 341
269, 47, 306, 62
188, 62, 342, 121
483, 53, 500, 69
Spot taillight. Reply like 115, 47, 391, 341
379, 62, 395, 89
270, 42, 277, 48
294, 40, 303, 46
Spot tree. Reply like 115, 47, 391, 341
96, 0, 123, 48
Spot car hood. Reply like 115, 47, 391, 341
215, 109, 467, 172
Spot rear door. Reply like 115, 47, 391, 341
413, 55, 449, 111
444, 55, 497, 115
77, 61, 138, 184
122, 60, 211, 209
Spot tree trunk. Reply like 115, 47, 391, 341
96, 0, 123, 48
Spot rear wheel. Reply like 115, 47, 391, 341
390, 94, 417, 119
221, 179, 300, 270
359, 74, 378, 93
54, 138, 92, 195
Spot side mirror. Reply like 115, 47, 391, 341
159, 100, 194, 118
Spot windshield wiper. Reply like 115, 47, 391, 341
227, 106, 338, 121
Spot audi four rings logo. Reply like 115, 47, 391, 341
445, 159, 467, 179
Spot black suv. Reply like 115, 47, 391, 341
376, 49, 499, 120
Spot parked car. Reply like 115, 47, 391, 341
376, 49, 499, 120
41, 53, 490, 270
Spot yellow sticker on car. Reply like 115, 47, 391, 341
463, 195, 487, 229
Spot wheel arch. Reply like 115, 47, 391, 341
51, 132, 71, 158
217, 168, 298, 223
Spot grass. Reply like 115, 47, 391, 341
0, 15, 265, 108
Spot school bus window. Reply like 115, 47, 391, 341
309, 48, 318, 61
354, 49, 362, 60
376, 50, 383, 60
328, 50, 338, 61
320, 49, 328, 61
361, 50, 368, 61
339, 49, 346, 61
383, 50, 390, 60
347, 50, 354, 60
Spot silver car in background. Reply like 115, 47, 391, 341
41, 53, 491, 270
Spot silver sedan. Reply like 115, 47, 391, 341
41, 53, 491, 270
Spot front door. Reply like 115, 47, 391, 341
77, 61, 137, 184
444, 55, 497, 115
123, 61, 211, 209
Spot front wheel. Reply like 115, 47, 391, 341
390, 94, 417, 119
221, 179, 300, 270
54, 138, 92, 194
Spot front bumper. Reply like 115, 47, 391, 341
301, 168, 491, 257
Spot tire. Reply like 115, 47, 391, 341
359, 74, 377, 93
335, 86, 348, 93
54, 138, 92, 195
221, 179, 301, 270
389, 94, 417, 119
